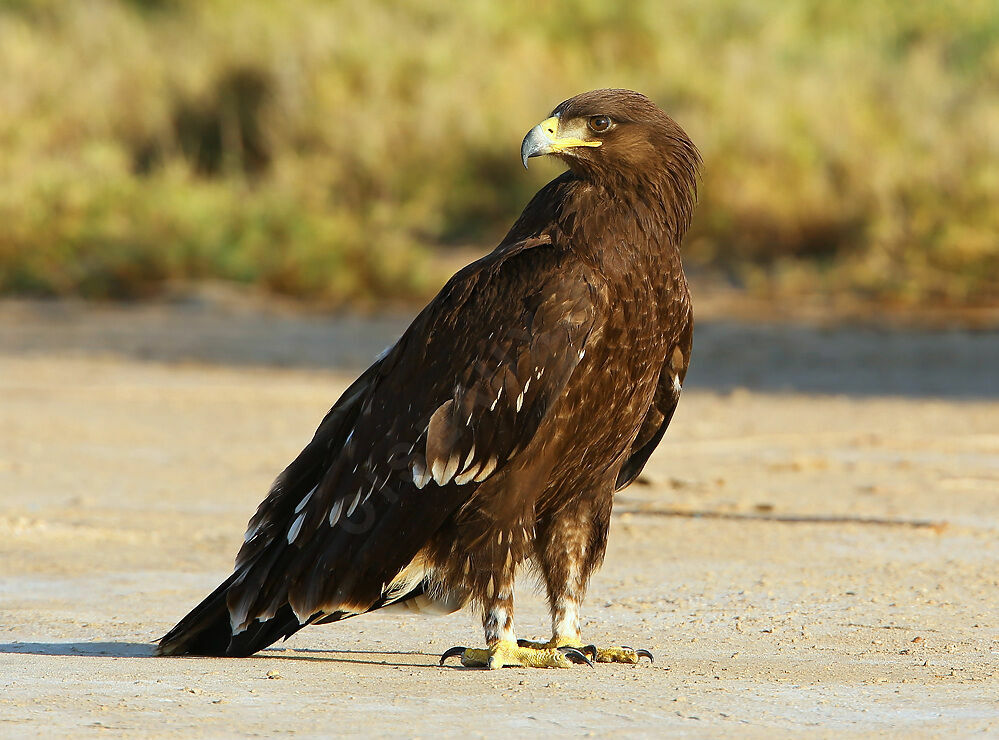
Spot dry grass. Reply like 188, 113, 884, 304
1, 0, 997, 305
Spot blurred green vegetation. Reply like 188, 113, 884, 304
0, 0, 997, 306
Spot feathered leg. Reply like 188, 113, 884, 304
439, 553, 591, 669
528, 492, 653, 664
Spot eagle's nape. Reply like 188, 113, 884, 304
157, 89, 699, 669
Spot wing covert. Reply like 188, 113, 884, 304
226, 236, 605, 629
615, 302, 692, 491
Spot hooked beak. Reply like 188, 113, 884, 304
520, 115, 601, 168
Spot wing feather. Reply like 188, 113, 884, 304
222, 235, 604, 632
615, 301, 692, 490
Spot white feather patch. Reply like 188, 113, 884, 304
473, 456, 498, 482
412, 459, 432, 489
294, 485, 318, 514
454, 463, 481, 485
434, 453, 460, 485
328, 497, 345, 527
346, 488, 363, 518
384, 559, 429, 602
460, 444, 476, 472
454, 445, 480, 484
227, 570, 252, 633
229, 604, 250, 635
430, 458, 445, 484
489, 385, 503, 412
287, 512, 306, 544
381, 592, 465, 616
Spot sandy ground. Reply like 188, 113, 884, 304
1, 299, 997, 737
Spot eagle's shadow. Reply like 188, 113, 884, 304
262, 647, 452, 668
0, 641, 448, 668
0, 641, 155, 658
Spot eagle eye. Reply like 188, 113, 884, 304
587, 115, 612, 133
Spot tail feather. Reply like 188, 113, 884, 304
156, 572, 306, 657
158, 575, 464, 657
156, 573, 241, 656
226, 605, 308, 657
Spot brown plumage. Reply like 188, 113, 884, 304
157, 89, 700, 667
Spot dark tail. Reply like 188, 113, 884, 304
156, 573, 306, 657
156, 575, 434, 657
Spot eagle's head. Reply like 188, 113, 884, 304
521, 89, 701, 239
521, 88, 700, 190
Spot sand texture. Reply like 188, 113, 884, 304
1, 300, 997, 737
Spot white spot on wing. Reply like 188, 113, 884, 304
383, 592, 465, 616
433, 453, 461, 485
294, 484, 318, 514
346, 488, 362, 518
230, 600, 250, 634
287, 512, 306, 544
328, 498, 345, 527
412, 459, 431, 489
489, 385, 504, 412
361, 479, 378, 506
460, 444, 476, 473
473, 456, 498, 482
454, 463, 481, 485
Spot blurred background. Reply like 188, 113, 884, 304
1, 0, 997, 313
2, 8, 998, 728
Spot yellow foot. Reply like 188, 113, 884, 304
517, 639, 654, 665
439, 640, 593, 669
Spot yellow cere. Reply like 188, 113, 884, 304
543, 116, 602, 151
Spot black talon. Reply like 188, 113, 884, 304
580, 644, 598, 660
439, 646, 468, 665
635, 649, 655, 663
557, 646, 594, 667
516, 639, 530, 648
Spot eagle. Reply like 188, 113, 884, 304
158, 89, 700, 669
